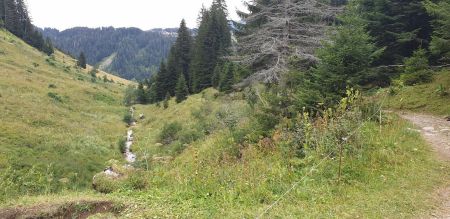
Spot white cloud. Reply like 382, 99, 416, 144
26, 0, 246, 30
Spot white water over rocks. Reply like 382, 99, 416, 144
125, 129, 137, 163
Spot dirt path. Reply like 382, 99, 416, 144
397, 112, 450, 218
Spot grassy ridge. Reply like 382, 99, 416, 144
386, 70, 450, 116
0, 29, 128, 200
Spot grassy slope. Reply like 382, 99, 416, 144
0, 29, 129, 198
386, 70, 450, 116
113, 90, 448, 218
2, 87, 448, 217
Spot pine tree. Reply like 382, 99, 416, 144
219, 62, 235, 92
78, 52, 87, 69
0, 0, 6, 26
191, 2, 231, 93
425, 0, 450, 63
360, 0, 432, 65
175, 74, 189, 103
176, 19, 193, 88
136, 82, 148, 104
163, 92, 170, 109
313, 3, 380, 104
155, 61, 169, 101
212, 63, 222, 88
43, 37, 54, 55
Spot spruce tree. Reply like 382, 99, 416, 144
313, 3, 380, 104
191, 2, 231, 93
77, 52, 87, 69
43, 37, 54, 55
425, 0, 450, 63
155, 61, 169, 101
360, 0, 432, 65
163, 92, 170, 109
219, 62, 235, 92
176, 19, 193, 88
175, 74, 189, 103
0, 0, 5, 25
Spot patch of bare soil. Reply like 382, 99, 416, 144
0, 200, 122, 219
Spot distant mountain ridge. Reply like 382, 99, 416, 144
41, 27, 179, 80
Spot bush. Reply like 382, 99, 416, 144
126, 172, 148, 190
159, 122, 182, 145
92, 175, 119, 194
48, 92, 63, 102
118, 138, 126, 153
401, 49, 432, 86
123, 112, 134, 125
401, 70, 433, 86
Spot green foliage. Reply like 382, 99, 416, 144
163, 93, 170, 109
159, 122, 182, 145
191, 2, 231, 93
77, 52, 87, 69
435, 84, 448, 96
219, 62, 235, 92
123, 85, 137, 106
425, 0, 450, 63
175, 74, 189, 103
123, 112, 134, 125
401, 49, 432, 86
118, 137, 126, 154
314, 6, 380, 102
360, 0, 432, 65
41, 27, 176, 80
47, 92, 63, 103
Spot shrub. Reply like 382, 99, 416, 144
118, 138, 126, 153
92, 174, 119, 194
401, 71, 433, 86
435, 84, 448, 96
126, 172, 148, 190
123, 112, 134, 125
401, 49, 432, 86
159, 122, 182, 145
48, 92, 63, 102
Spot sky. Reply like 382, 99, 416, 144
26, 0, 246, 31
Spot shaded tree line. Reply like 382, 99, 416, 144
0, 0, 53, 55
133, 0, 249, 105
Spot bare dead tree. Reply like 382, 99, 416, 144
233, 0, 343, 87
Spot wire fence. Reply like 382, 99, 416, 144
256, 92, 389, 218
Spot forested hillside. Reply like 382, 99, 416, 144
41, 27, 177, 80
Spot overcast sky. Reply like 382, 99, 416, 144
27, 0, 246, 31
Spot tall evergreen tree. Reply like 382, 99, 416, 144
313, 4, 381, 103
219, 62, 235, 92
175, 74, 189, 103
0, 0, 6, 26
176, 19, 193, 88
155, 61, 169, 101
190, 2, 231, 93
360, 0, 432, 65
43, 37, 54, 56
78, 52, 87, 69
425, 0, 450, 64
